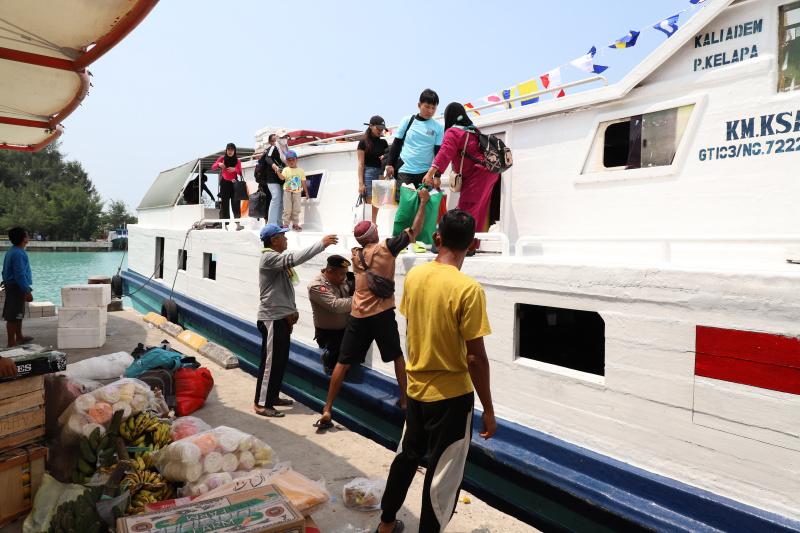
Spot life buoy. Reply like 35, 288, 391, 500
111, 275, 123, 299
161, 298, 179, 324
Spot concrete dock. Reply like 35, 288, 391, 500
0, 241, 112, 252
0, 307, 539, 533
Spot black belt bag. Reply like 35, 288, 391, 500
358, 248, 394, 299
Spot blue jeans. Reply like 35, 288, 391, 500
267, 183, 284, 225
363, 166, 381, 199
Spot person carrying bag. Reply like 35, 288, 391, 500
392, 184, 442, 245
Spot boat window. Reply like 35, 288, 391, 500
178, 249, 187, 271
590, 104, 694, 172
779, 2, 800, 91
303, 172, 323, 199
154, 238, 164, 280
515, 304, 605, 376
203, 253, 216, 281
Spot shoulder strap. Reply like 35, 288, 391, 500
357, 247, 372, 272
399, 114, 416, 140
456, 132, 470, 174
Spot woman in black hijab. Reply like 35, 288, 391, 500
212, 143, 243, 223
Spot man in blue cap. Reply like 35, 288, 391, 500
254, 223, 338, 417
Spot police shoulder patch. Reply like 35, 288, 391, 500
316, 285, 328, 292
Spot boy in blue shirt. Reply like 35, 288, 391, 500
2, 227, 33, 347
385, 89, 444, 253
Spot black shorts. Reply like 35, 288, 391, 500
314, 327, 345, 359
3, 283, 25, 322
339, 309, 403, 365
394, 172, 426, 203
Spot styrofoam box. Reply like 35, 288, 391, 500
61, 285, 111, 308
58, 307, 107, 328
57, 325, 106, 349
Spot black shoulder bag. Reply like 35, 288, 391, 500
358, 247, 395, 299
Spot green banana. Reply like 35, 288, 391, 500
79, 439, 97, 463
77, 458, 94, 475
95, 433, 110, 452
88, 427, 100, 450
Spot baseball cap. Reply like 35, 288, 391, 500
260, 223, 290, 242
365, 115, 386, 130
285, 150, 297, 159
276, 129, 289, 138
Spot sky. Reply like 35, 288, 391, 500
57, 0, 709, 212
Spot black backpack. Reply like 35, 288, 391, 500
254, 152, 267, 182
461, 131, 513, 174
248, 189, 268, 219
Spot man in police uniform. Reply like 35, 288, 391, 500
308, 255, 354, 375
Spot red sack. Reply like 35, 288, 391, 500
174, 367, 214, 416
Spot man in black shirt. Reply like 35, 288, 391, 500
182, 174, 215, 205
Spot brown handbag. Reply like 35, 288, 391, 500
449, 132, 469, 193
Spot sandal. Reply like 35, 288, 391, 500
313, 419, 334, 429
255, 408, 284, 418
292, 224, 302, 232
273, 398, 294, 406
374, 520, 404, 533
19, 336, 33, 344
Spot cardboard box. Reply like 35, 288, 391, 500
0, 349, 66, 383
117, 485, 305, 533
58, 306, 107, 328
57, 325, 106, 349
61, 284, 111, 308
0, 444, 46, 527
0, 375, 45, 451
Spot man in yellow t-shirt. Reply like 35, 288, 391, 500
375, 209, 496, 533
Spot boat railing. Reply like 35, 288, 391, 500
475, 232, 510, 256
242, 75, 608, 159
514, 234, 800, 262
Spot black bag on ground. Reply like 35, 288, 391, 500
248, 189, 269, 219
233, 179, 249, 201
138, 369, 177, 411
358, 248, 394, 299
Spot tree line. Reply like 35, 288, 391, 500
0, 143, 136, 240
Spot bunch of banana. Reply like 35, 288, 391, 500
122, 470, 175, 515
119, 412, 172, 449
72, 427, 114, 485
46, 487, 104, 533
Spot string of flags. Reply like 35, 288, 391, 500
464, 0, 710, 114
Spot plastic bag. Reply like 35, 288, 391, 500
392, 184, 443, 244
59, 351, 133, 380
44, 374, 82, 440
194, 464, 330, 517
22, 474, 86, 533
57, 377, 152, 445
171, 416, 212, 441
153, 426, 274, 482
343, 476, 386, 511
175, 367, 214, 416
372, 179, 398, 208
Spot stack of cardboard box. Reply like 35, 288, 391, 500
0, 292, 55, 319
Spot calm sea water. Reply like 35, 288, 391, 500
0, 250, 131, 307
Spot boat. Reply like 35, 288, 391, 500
109, 228, 129, 250
123, 1, 800, 530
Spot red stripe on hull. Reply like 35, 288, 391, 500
696, 326, 800, 369
695, 352, 800, 395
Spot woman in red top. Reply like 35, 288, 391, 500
422, 103, 499, 247
211, 143, 243, 223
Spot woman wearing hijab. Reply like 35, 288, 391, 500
357, 115, 389, 224
421, 103, 500, 251
212, 142, 243, 224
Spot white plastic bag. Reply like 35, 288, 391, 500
343, 476, 386, 511
22, 474, 86, 533
153, 426, 275, 482
57, 377, 152, 444
171, 416, 212, 441
59, 351, 133, 380
372, 179, 398, 208
352, 195, 368, 229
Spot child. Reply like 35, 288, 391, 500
2, 227, 33, 347
281, 150, 310, 231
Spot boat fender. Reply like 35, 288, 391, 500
161, 298, 179, 324
111, 275, 123, 299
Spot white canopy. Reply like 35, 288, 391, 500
0, 0, 158, 151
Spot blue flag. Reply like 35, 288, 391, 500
690, 0, 708, 4
654, 13, 681, 37
570, 46, 608, 74
609, 30, 641, 49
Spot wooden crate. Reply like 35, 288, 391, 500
0, 443, 46, 527
0, 375, 45, 452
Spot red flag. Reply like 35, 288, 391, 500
464, 103, 480, 116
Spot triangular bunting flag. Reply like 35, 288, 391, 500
653, 13, 681, 38
570, 46, 608, 74
609, 30, 641, 49
540, 68, 565, 98
464, 102, 480, 116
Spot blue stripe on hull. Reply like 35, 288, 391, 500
121, 269, 800, 533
